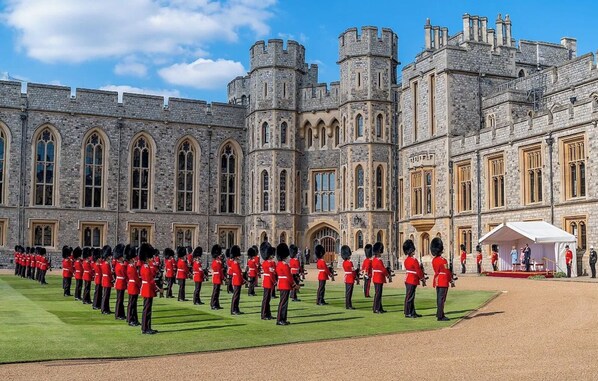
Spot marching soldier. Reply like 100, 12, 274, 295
81, 247, 93, 304
28, 247, 36, 280
362, 244, 373, 297
565, 245, 573, 278
341, 245, 356, 310
261, 243, 276, 320
372, 242, 388, 314
100, 245, 114, 315
210, 244, 224, 310
289, 245, 301, 302
226, 248, 234, 294
164, 248, 175, 298
126, 245, 141, 327
315, 244, 331, 305
431, 237, 452, 321
114, 245, 128, 320
230, 245, 244, 315
590, 246, 597, 279
92, 248, 103, 310
38, 247, 49, 285
476, 245, 483, 274
246, 247, 258, 296
139, 243, 158, 334
403, 239, 424, 318
491, 244, 499, 272
275, 243, 294, 325
62, 246, 74, 296
73, 247, 83, 301
35, 247, 42, 281
460, 244, 467, 274
176, 247, 188, 301
14, 245, 20, 276
192, 247, 205, 305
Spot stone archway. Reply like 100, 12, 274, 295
310, 226, 340, 263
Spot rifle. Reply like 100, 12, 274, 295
300, 262, 308, 281
419, 252, 429, 287
354, 258, 361, 285
328, 261, 337, 282
386, 260, 395, 283
449, 251, 457, 287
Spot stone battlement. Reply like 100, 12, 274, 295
298, 81, 340, 112
338, 26, 398, 62
249, 39, 306, 72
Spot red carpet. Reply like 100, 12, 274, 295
484, 271, 555, 279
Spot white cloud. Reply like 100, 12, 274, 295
99, 85, 181, 100
3, 0, 276, 63
114, 57, 148, 77
158, 58, 246, 89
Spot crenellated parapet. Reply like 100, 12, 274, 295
338, 26, 398, 63
298, 82, 340, 112
227, 75, 250, 106
249, 39, 306, 72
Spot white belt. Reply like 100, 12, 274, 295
279, 276, 288, 279
438, 272, 446, 275
193, 271, 200, 275
263, 274, 271, 277
373, 270, 383, 273
318, 269, 326, 272
291, 268, 299, 271
142, 281, 148, 284
213, 271, 220, 275
344, 272, 354, 275
129, 280, 137, 283
83, 271, 90, 273
102, 274, 109, 277
406, 270, 417, 274
116, 276, 125, 280
75, 270, 82, 273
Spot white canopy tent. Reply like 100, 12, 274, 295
478, 221, 577, 276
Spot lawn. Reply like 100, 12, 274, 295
0, 275, 496, 364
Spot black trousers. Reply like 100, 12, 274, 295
492, 263, 498, 271
40, 270, 47, 284
227, 279, 234, 294
567, 264, 571, 278
142, 297, 153, 332
101, 286, 112, 313
14, 264, 19, 276
63, 277, 72, 296
345, 283, 354, 309
74, 279, 83, 300
591, 263, 596, 278
477, 263, 481, 274
33, 267, 38, 280
193, 281, 203, 304
127, 294, 139, 324
317, 280, 326, 304
83, 281, 92, 304
27, 266, 32, 279
166, 277, 174, 297
115, 289, 126, 319
373, 283, 383, 312
461, 262, 466, 274
93, 284, 103, 309
177, 278, 186, 301
290, 275, 301, 300
21, 265, 26, 278
211, 284, 221, 308
248, 277, 256, 296
277, 289, 290, 323
525, 261, 531, 272
363, 277, 371, 297
261, 287, 272, 319
271, 286, 277, 298
231, 285, 241, 314
436, 287, 448, 319
404, 283, 417, 316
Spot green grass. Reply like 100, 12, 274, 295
0, 275, 495, 364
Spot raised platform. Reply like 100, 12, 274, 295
484, 271, 555, 279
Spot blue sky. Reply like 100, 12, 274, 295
1, 0, 597, 102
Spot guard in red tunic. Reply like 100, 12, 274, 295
28, 248, 36, 280
100, 245, 113, 314
315, 244, 332, 305
62, 246, 73, 296
225, 248, 235, 295
81, 247, 93, 304
25, 247, 32, 279
246, 247, 258, 296
431, 237, 453, 321
476, 245, 483, 274
72, 247, 83, 300
113, 244, 128, 320
362, 244, 373, 297
260, 242, 275, 320
126, 245, 141, 326
35, 247, 42, 281
289, 245, 301, 302
460, 244, 467, 274
210, 245, 224, 310
372, 242, 389, 314
176, 247, 188, 301
341, 245, 356, 310
403, 239, 425, 318
491, 244, 499, 271
139, 243, 158, 334
186, 246, 194, 279
230, 245, 244, 315
14, 246, 20, 276
192, 247, 205, 305
163, 248, 175, 298
276, 243, 294, 325
38, 247, 49, 284
92, 248, 103, 310
565, 245, 573, 278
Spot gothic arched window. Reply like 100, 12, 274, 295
356, 114, 364, 138
176, 139, 195, 212
131, 136, 151, 210
262, 170, 269, 212
34, 128, 57, 206
355, 165, 364, 208
376, 114, 383, 138
262, 122, 270, 145
279, 170, 287, 212
280, 122, 288, 145
0, 128, 6, 204
376, 165, 383, 209
83, 132, 104, 208
220, 143, 237, 213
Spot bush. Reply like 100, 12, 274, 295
528, 275, 546, 280
554, 272, 567, 278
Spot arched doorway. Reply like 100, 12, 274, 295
311, 226, 340, 263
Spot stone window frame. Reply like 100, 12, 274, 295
217, 139, 242, 215
334, 122, 340, 148
129, 132, 156, 211
217, 225, 240, 251
355, 114, 364, 139
355, 165, 365, 209
312, 169, 336, 213
399, 178, 404, 219
410, 167, 434, 216
279, 231, 287, 244
520, 143, 543, 205
457, 226, 473, 255
81, 128, 110, 209
307, 127, 313, 149
375, 164, 385, 209
421, 232, 430, 257
355, 230, 364, 249
261, 169, 270, 212
174, 136, 200, 213
280, 122, 288, 146
261, 122, 270, 146
279, 169, 287, 212
455, 160, 472, 213
486, 153, 505, 210
127, 222, 154, 247
0, 122, 10, 206
320, 125, 327, 148
563, 216, 587, 251
173, 223, 198, 249
375, 114, 384, 139
376, 230, 384, 247
342, 166, 347, 211
29, 219, 59, 249
0, 218, 7, 247
79, 221, 107, 248
412, 80, 419, 142
429, 73, 436, 137
487, 114, 496, 129
31, 124, 61, 207
560, 134, 587, 201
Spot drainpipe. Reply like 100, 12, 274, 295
476, 149, 482, 239
545, 134, 554, 224
448, 159, 454, 262
207, 127, 212, 249
18, 107, 28, 245
115, 118, 123, 243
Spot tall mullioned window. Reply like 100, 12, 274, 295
130, 224, 151, 246
262, 170, 269, 212
220, 143, 237, 214
314, 171, 335, 212
458, 227, 472, 254
279, 170, 287, 212
412, 171, 422, 215
457, 162, 472, 212
262, 122, 270, 145
376, 114, 383, 138
563, 137, 586, 200
34, 128, 57, 206
356, 114, 364, 138
429, 74, 436, 136
131, 137, 151, 210
280, 122, 287, 145
32, 222, 56, 247
175, 226, 195, 248
83, 132, 104, 208
523, 146, 542, 204
565, 217, 587, 250
176, 140, 195, 212
375, 166, 383, 209
0, 128, 5, 204
355, 165, 364, 208
82, 223, 104, 248
488, 155, 505, 208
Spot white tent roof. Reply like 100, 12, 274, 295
479, 221, 576, 244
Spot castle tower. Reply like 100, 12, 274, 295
337, 27, 399, 259
245, 39, 306, 247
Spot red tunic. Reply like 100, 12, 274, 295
361, 257, 372, 277
316, 259, 331, 281
227, 258, 234, 277
39, 257, 48, 271
114, 261, 128, 290
404, 256, 424, 286
276, 261, 293, 290
165, 258, 175, 278
371, 257, 387, 284
476, 253, 483, 264
231, 261, 244, 287
262, 260, 275, 289
211, 259, 223, 285
247, 257, 257, 277
100, 261, 113, 288
62, 258, 73, 278
73, 259, 83, 280
37, 255, 42, 269
127, 262, 141, 295
289, 258, 300, 275
176, 258, 188, 280
82, 259, 93, 282
140, 264, 156, 298
192, 260, 204, 283
432, 256, 451, 288
460, 250, 467, 264
93, 261, 102, 285
565, 249, 573, 265
30, 255, 36, 270
491, 252, 499, 265
343, 259, 355, 284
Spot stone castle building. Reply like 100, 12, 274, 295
0, 14, 596, 272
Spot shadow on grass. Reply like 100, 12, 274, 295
290, 316, 363, 325
292, 311, 345, 319
158, 317, 233, 325
462, 311, 504, 319
159, 323, 246, 333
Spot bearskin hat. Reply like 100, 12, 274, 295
124, 245, 135, 262
274, 243, 289, 261
314, 244, 325, 259
62, 245, 72, 259
138, 243, 153, 262
460, 244, 466, 251
373, 242, 384, 254
225, 248, 231, 259
177, 246, 187, 258
402, 239, 416, 256
14, 245, 20, 252
266, 246, 276, 260
193, 246, 203, 258
186, 246, 193, 255
259, 241, 271, 261
364, 244, 373, 258
289, 244, 298, 258
81, 247, 91, 259
211, 244, 222, 259
340, 245, 352, 261
163, 247, 174, 258
39, 247, 46, 256
102, 245, 113, 260
72, 247, 82, 259
247, 246, 256, 258
252, 245, 259, 254
25, 246, 31, 254
475, 244, 482, 253
231, 245, 241, 258
113, 244, 125, 260
491, 244, 499, 252
430, 237, 444, 257
92, 248, 101, 261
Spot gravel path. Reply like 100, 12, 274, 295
2, 275, 597, 380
